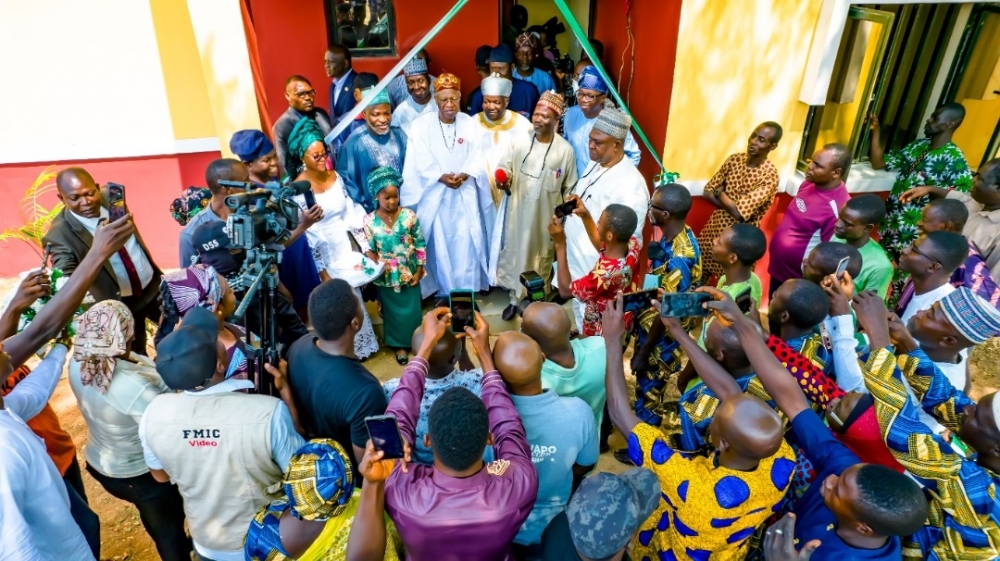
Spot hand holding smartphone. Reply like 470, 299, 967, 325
105, 182, 127, 222
734, 286, 753, 314
622, 289, 658, 313
835, 256, 850, 280
365, 415, 406, 460
659, 292, 712, 318
449, 289, 476, 332
554, 199, 578, 220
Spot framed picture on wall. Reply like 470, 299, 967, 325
324, 0, 396, 57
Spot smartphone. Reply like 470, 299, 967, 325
734, 286, 753, 314
622, 289, 658, 314
303, 188, 317, 209
106, 182, 126, 222
835, 256, 850, 279
365, 415, 406, 460
659, 292, 712, 318
554, 199, 578, 219
449, 289, 476, 332
642, 274, 662, 290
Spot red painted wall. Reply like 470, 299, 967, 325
591, 0, 682, 184
250, 0, 500, 127
0, 152, 219, 276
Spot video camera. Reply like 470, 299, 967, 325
219, 179, 313, 248
216, 178, 315, 397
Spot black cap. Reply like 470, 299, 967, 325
476, 45, 492, 67
192, 221, 243, 274
155, 307, 220, 390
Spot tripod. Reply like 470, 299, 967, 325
233, 246, 284, 397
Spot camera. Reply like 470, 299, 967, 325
513, 271, 547, 318
220, 179, 313, 248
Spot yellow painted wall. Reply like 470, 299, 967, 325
149, 0, 217, 141
951, 10, 1000, 170
662, 0, 825, 180
186, 0, 262, 158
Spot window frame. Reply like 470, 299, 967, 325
797, 6, 895, 171
324, 0, 398, 58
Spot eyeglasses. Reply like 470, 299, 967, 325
576, 91, 602, 102
648, 201, 668, 213
907, 242, 941, 265
307, 151, 328, 162
292, 89, 317, 99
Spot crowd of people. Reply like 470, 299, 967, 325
4, 30, 1000, 561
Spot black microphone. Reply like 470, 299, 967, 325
285, 180, 313, 195
218, 180, 254, 190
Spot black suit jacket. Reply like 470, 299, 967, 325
329, 70, 359, 122
42, 208, 162, 308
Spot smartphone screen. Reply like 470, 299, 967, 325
835, 256, 850, 279
622, 289, 658, 314
659, 292, 712, 318
734, 287, 753, 314
450, 290, 476, 332
106, 182, 126, 222
554, 200, 577, 219
365, 415, 405, 460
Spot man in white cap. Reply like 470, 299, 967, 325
387, 49, 436, 108
390, 57, 437, 136
403, 74, 495, 298
493, 91, 578, 320
473, 72, 532, 211
563, 106, 649, 330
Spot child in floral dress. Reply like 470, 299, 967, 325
363, 166, 427, 364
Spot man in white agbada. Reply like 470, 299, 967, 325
402, 73, 495, 298
563, 106, 649, 329
493, 91, 578, 321
473, 73, 533, 210
390, 57, 437, 136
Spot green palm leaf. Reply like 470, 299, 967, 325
0, 167, 64, 255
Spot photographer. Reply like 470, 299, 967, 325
191, 221, 309, 357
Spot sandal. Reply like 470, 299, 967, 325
395, 351, 409, 365
613, 449, 636, 466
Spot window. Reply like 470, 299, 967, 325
943, 4, 1000, 170
799, 4, 964, 169
324, 0, 396, 57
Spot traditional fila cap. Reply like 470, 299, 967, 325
481, 73, 513, 97
593, 106, 631, 140
940, 287, 1000, 344
403, 57, 428, 77
536, 90, 565, 116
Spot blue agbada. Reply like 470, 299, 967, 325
335, 125, 407, 213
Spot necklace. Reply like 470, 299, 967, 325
574, 162, 612, 202
519, 135, 554, 179
439, 119, 457, 151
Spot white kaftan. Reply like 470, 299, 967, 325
392, 95, 437, 137
402, 112, 496, 298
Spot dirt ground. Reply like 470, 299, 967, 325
2, 272, 996, 560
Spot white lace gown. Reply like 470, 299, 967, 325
296, 176, 383, 359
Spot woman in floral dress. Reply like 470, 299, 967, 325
364, 166, 427, 364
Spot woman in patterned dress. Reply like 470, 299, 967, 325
696, 123, 782, 281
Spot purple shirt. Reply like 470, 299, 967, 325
951, 239, 1000, 309
768, 181, 851, 283
385, 358, 538, 561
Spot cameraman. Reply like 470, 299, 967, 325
191, 221, 308, 356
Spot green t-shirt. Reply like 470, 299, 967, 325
832, 237, 893, 298
540, 336, 608, 428
697, 273, 762, 349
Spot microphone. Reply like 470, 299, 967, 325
284, 180, 313, 195
495, 167, 510, 185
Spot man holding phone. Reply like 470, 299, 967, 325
382, 308, 538, 560
44, 167, 162, 353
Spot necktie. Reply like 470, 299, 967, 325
117, 247, 143, 297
